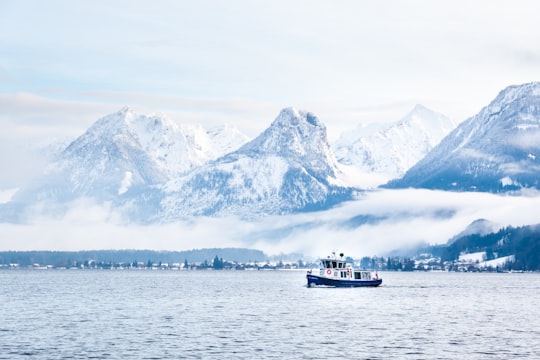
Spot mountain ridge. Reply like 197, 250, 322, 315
6, 82, 537, 224
385, 82, 540, 192
333, 104, 456, 181
160, 107, 355, 219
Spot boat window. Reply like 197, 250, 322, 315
332, 261, 337, 268
354, 272, 361, 280
340, 271, 347, 278
360, 272, 371, 280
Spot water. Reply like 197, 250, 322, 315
1, 270, 539, 359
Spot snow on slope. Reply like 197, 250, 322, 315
386, 82, 540, 192
207, 123, 250, 156
84, 107, 214, 178
160, 107, 355, 219
0, 103, 468, 223
333, 104, 456, 182
10, 107, 249, 207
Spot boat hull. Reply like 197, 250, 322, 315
306, 274, 382, 287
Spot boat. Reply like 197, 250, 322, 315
306, 252, 382, 287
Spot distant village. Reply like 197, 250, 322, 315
0, 253, 521, 272
0, 256, 311, 271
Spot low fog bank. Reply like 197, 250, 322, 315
2, 189, 540, 258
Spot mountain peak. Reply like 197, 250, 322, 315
410, 103, 431, 113
119, 106, 133, 115
241, 107, 328, 155
492, 82, 540, 104
333, 104, 455, 180
161, 108, 352, 218
237, 108, 338, 176
386, 82, 540, 192
398, 104, 456, 131
24, 108, 237, 198
273, 107, 322, 128
449, 219, 500, 244
6, 106, 350, 222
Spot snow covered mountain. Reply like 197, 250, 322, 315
333, 104, 456, 181
386, 82, 540, 191
2, 107, 357, 222
6, 108, 249, 222
160, 107, 356, 218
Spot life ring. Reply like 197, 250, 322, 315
326, 269, 332, 275
346, 269, 350, 276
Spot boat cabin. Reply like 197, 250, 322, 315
307, 252, 381, 287
319, 258, 375, 280
320, 259, 348, 269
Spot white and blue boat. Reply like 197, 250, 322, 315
306, 252, 382, 287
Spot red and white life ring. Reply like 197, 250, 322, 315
326, 269, 332, 275
346, 269, 350, 276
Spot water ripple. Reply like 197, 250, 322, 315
0, 271, 539, 359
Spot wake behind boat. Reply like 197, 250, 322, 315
306, 252, 382, 287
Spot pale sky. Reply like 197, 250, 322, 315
2, 1, 540, 253
2, 1, 540, 141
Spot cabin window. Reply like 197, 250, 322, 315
332, 261, 337, 268
354, 272, 361, 280
340, 271, 348, 278
360, 272, 371, 280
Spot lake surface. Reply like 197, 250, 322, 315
1, 270, 539, 359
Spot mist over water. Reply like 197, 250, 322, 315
1, 270, 539, 359
4, 188, 540, 260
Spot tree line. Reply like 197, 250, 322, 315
0, 248, 267, 268
424, 224, 540, 271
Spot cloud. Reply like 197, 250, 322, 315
0, 91, 281, 138
4, 1, 540, 126
0, 93, 116, 188
2, 189, 540, 259
0, 188, 18, 204
0, 93, 117, 137
508, 130, 540, 150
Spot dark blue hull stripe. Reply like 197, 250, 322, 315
306, 274, 382, 287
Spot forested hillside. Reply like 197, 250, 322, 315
430, 225, 540, 271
